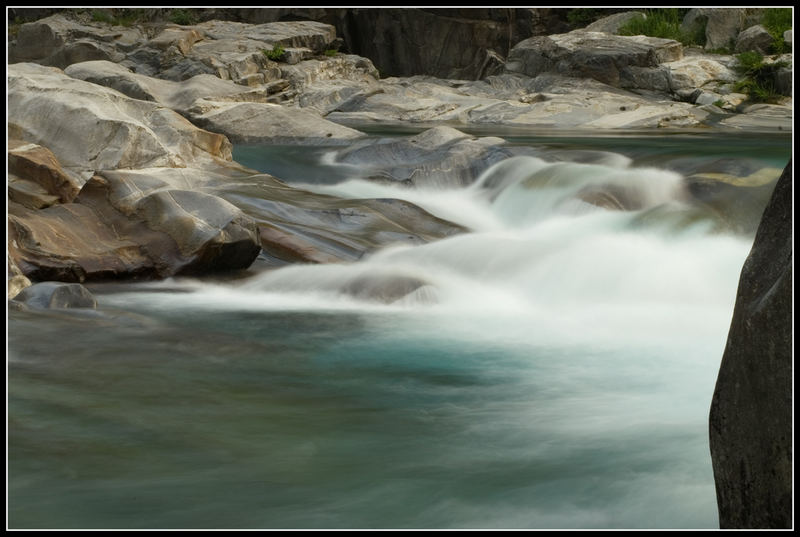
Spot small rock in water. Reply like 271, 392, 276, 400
11, 281, 98, 310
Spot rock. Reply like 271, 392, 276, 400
8, 258, 32, 299
683, 164, 783, 234
340, 273, 430, 303
8, 63, 233, 180
783, 29, 792, 46
332, 8, 568, 80
187, 101, 366, 145
10, 281, 97, 309
709, 160, 792, 528
665, 55, 737, 94
211, 173, 466, 263
8, 166, 263, 282
8, 139, 82, 202
735, 25, 775, 54
64, 60, 269, 112
717, 103, 793, 131
9, 14, 144, 66
681, 8, 764, 52
584, 11, 646, 34
505, 30, 682, 88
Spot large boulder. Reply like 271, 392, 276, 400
8, 168, 263, 282
709, 160, 792, 528
505, 30, 683, 89
734, 25, 775, 54
187, 101, 366, 145
8, 63, 232, 180
8, 13, 143, 67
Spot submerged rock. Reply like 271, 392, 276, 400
331, 126, 510, 188
709, 160, 792, 528
10, 281, 98, 309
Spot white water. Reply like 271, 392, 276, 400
109, 154, 749, 345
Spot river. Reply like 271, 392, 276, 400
7, 129, 791, 529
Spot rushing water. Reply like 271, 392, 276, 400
7, 130, 791, 529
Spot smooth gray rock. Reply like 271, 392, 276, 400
8, 63, 233, 180
709, 160, 792, 528
187, 100, 366, 145
505, 30, 682, 88
734, 25, 775, 54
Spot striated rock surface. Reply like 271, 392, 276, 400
187, 101, 366, 145
709, 160, 792, 529
8, 63, 233, 180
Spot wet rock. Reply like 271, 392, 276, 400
332, 126, 510, 188
709, 160, 792, 528
8, 169, 263, 282
10, 281, 97, 309
212, 173, 466, 263
340, 273, 429, 304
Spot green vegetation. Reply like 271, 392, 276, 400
90, 8, 147, 27
324, 49, 338, 57
263, 44, 285, 61
761, 8, 792, 54
566, 8, 607, 29
618, 8, 705, 47
91, 9, 113, 23
169, 8, 197, 26
733, 51, 789, 103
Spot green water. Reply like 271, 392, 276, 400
7, 131, 792, 529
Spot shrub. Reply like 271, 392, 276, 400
169, 8, 196, 26
618, 8, 705, 46
324, 49, 338, 57
263, 44, 285, 61
761, 8, 792, 54
566, 8, 607, 29
91, 10, 113, 23
733, 51, 789, 103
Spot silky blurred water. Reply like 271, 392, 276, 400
7, 131, 791, 529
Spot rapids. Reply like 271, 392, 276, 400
8, 131, 790, 529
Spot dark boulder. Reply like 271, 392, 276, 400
709, 160, 792, 528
